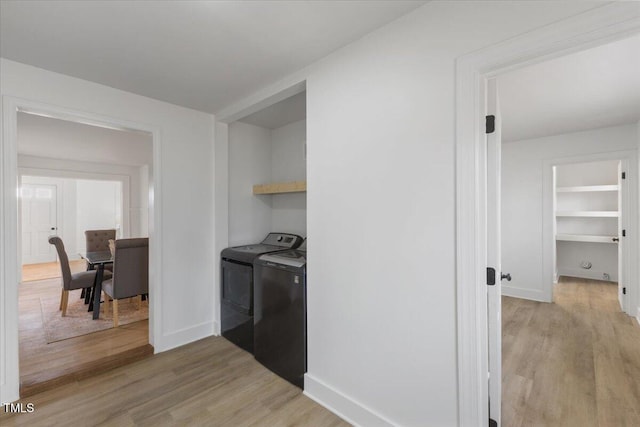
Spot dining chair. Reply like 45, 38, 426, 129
48, 236, 99, 317
101, 238, 148, 327
84, 229, 116, 271
82, 229, 116, 302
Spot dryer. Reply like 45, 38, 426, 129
254, 239, 307, 388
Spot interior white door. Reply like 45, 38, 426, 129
486, 78, 502, 426
21, 183, 58, 264
617, 161, 626, 312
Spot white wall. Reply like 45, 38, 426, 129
271, 119, 306, 236
20, 175, 124, 260
228, 121, 273, 246
295, 3, 607, 426
136, 164, 150, 238
18, 154, 148, 240
502, 125, 637, 301
1, 58, 215, 403
75, 179, 122, 251
228, 118, 307, 245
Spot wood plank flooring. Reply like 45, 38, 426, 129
7, 274, 638, 426
19, 277, 150, 397
502, 277, 640, 426
1, 336, 350, 427
22, 259, 86, 282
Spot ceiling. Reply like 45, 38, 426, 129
0, 0, 426, 115
18, 113, 153, 166
499, 34, 640, 142
239, 91, 306, 129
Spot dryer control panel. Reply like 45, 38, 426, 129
261, 233, 303, 249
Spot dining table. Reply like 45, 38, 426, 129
81, 251, 113, 320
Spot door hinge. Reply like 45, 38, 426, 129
622, 171, 626, 179
623, 229, 626, 237
487, 267, 496, 286
486, 115, 495, 134
623, 287, 627, 295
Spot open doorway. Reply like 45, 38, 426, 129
16, 111, 154, 397
20, 176, 124, 281
554, 160, 626, 303
496, 35, 640, 426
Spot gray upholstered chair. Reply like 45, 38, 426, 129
102, 238, 148, 327
82, 229, 116, 302
85, 229, 116, 272
48, 236, 99, 317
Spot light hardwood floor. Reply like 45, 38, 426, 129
1, 336, 350, 427
8, 275, 638, 426
22, 260, 86, 282
19, 274, 150, 397
502, 277, 640, 426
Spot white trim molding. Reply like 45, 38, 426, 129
455, 4, 640, 426
0, 96, 162, 403
304, 374, 394, 427
155, 321, 216, 353
501, 286, 548, 302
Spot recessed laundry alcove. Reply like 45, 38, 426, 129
228, 89, 307, 245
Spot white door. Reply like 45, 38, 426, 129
486, 78, 502, 426
21, 183, 58, 264
617, 161, 626, 312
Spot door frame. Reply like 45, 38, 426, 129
542, 152, 638, 313
1, 97, 161, 402
454, 3, 640, 426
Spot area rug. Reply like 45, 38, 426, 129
40, 289, 148, 343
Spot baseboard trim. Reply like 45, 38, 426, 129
557, 268, 616, 283
303, 374, 394, 427
155, 320, 215, 353
502, 286, 548, 302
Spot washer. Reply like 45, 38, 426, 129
220, 233, 303, 353
254, 239, 307, 388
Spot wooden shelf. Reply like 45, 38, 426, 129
556, 234, 617, 243
556, 185, 618, 193
555, 211, 618, 218
253, 180, 306, 195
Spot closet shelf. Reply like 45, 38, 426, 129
556, 185, 618, 193
555, 211, 618, 218
253, 180, 306, 195
555, 234, 618, 243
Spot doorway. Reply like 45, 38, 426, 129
20, 176, 125, 282
553, 160, 628, 308
454, 5, 640, 426
15, 112, 154, 397
491, 36, 640, 426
